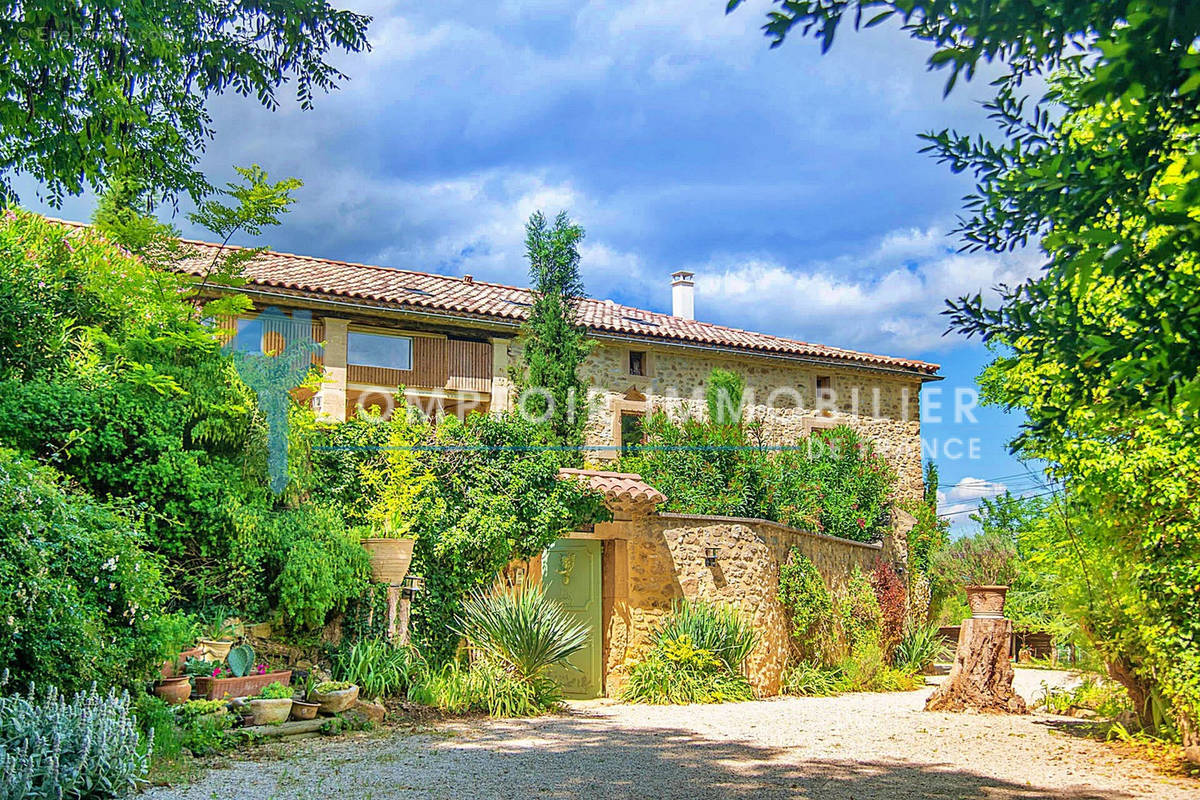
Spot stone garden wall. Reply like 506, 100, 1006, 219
601, 512, 882, 697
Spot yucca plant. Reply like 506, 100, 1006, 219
893, 621, 951, 675
454, 583, 589, 689
652, 599, 757, 673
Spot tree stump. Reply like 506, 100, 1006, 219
384, 584, 411, 645
926, 617, 1028, 714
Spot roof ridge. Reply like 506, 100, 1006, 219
41, 216, 940, 374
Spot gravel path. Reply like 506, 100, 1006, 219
147, 669, 1196, 800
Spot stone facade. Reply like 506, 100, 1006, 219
596, 512, 882, 698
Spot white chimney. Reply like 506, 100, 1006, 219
671, 270, 695, 320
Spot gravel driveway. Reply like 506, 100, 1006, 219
147, 669, 1196, 800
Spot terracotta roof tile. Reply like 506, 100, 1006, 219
47, 218, 939, 376
559, 469, 667, 515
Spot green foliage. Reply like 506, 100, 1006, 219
903, 498, 950, 576
515, 210, 592, 447
407, 659, 554, 718
331, 640, 425, 700
893, 621, 951, 675
621, 634, 755, 705
783, 644, 921, 698
456, 585, 588, 696
621, 601, 757, 705
781, 660, 843, 697
0, 2, 369, 205
651, 599, 757, 674
271, 507, 371, 631
929, 532, 1020, 589
833, 566, 883, 652
620, 416, 895, 543
256, 682, 292, 700
0, 450, 178, 693
313, 681, 354, 694
922, 460, 938, 509
777, 550, 832, 659
706, 367, 746, 427
0, 684, 149, 799
1035, 675, 1133, 721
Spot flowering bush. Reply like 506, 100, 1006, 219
0, 450, 180, 693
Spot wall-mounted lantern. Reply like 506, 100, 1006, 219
402, 573, 425, 599
704, 546, 718, 567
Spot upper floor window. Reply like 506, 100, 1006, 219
815, 375, 833, 404
349, 331, 413, 371
629, 350, 647, 377
234, 317, 264, 354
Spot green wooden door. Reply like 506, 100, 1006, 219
542, 538, 602, 698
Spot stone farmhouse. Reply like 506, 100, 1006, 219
184, 233, 940, 698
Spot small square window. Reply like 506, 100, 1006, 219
629, 350, 646, 377
815, 376, 833, 403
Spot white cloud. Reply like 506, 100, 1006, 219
692, 227, 1043, 353
937, 476, 1010, 519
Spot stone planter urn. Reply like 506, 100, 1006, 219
361, 538, 414, 584
197, 639, 234, 661
309, 684, 360, 713
965, 585, 1009, 619
248, 697, 293, 725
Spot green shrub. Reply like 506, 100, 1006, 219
256, 682, 292, 700
407, 659, 552, 717
332, 639, 424, 699
929, 531, 1020, 590
0, 450, 177, 693
833, 566, 883, 651
893, 621, 951, 675
620, 601, 757, 705
778, 550, 833, 659
619, 411, 896, 543
272, 507, 371, 631
651, 599, 757, 673
621, 634, 755, 705
781, 660, 843, 696
0, 684, 150, 799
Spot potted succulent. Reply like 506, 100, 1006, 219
174, 699, 228, 723
191, 644, 293, 700
308, 680, 360, 713
197, 617, 237, 661
248, 682, 293, 725
930, 533, 1020, 619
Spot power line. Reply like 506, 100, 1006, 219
938, 488, 1063, 517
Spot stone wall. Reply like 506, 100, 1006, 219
601, 512, 882, 698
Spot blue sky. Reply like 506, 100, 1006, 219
14, 0, 1053, 530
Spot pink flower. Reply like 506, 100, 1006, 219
211, 667, 220, 677
856, 517, 865, 527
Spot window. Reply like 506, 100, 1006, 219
234, 317, 264, 354
815, 375, 833, 404
629, 350, 647, 377
620, 412, 645, 453
348, 331, 413, 371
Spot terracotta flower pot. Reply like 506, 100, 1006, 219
197, 639, 234, 661
290, 700, 320, 721
308, 684, 360, 713
248, 697, 293, 725
965, 585, 1009, 619
361, 538, 415, 584
153, 676, 192, 705
193, 670, 293, 701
